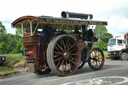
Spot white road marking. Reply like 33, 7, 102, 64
61, 76, 128, 85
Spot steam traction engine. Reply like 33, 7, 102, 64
12, 11, 107, 76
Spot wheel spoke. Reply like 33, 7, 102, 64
55, 45, 61, 52
67, 60, 71, 67
96, 50, 99, 56
69, 56, 76, 60
67, 41, 73, 51
98, 55, 102, 61
57, 60, 62, 67
91, 51, 95, 56
98, 51, 100, 56
61, 60, 65, 71
70, 59, 76, 65
91, 60, 95, 66
62, 40, 66, 50
60, 59, 65, 66
95, 61, 98, 68
91, 57, 96, 61
94, 50, 97, 56
65, 39, 69, 49
67, 44, 74, 51
67, 60, 71, 70
68, 59, 73, 70
70, 53, 77, 56
98, 61, 101, 66
54, 56, 63, 62
60, 40, 64, 50
54, 51, 62, 55
57, 43, 63, 51
64, 60, 67, 71
69, 49, 75, 54
54, 54, 60, 58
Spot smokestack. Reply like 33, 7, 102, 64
61, 11, 93, 19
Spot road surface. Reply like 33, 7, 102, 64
0, 60, 128, 85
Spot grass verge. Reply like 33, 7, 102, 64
3, 53, 24, 67
0, 66, 17, 76
0, 53, 24, 77
5, 53, 24, 63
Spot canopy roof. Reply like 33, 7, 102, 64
12, 15, 107, 28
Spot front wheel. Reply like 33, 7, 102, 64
88, 48, 104, 70
121, 52, 128, 60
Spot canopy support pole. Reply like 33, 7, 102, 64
30, 21, 33, 36
33, 22, 39, 35
21, 23, 24, 37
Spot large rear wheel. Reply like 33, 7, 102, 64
47, 35, 80, 76
88, 48, 104, 70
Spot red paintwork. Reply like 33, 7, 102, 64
23, 33, 48, 69
12, 16, 43, 27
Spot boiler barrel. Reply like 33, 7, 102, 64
61, 11, 93, 19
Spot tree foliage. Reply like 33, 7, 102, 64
0, 22, 6, 40
0, 21, 24, 54
93, 25, 113, 51
94, 25, 107, 40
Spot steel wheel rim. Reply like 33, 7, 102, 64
89, 48, 104, 70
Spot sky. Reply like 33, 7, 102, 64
0, 0, 128, 36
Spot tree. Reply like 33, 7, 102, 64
0, 21, 24, 54
93, 25, 113, 51
0, 21, 7, 53
11, 34, 24, 53
0, 21, 5, 29
94, 25, 113, 43
101, 33, 113, 43
93, 40, 107, 51
94, 25, 107, 40
0, 21, 6, 40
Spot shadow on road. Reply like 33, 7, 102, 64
73, 64, 120, 75
34, 63, 121, 78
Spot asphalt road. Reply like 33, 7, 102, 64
0, 60, 128, 85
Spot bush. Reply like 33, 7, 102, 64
93, 40, 107, 51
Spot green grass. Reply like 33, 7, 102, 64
0, 53, 24, 76
6, 53, 24, 61
3, 53, 24, 65
0, 66, 17, 76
